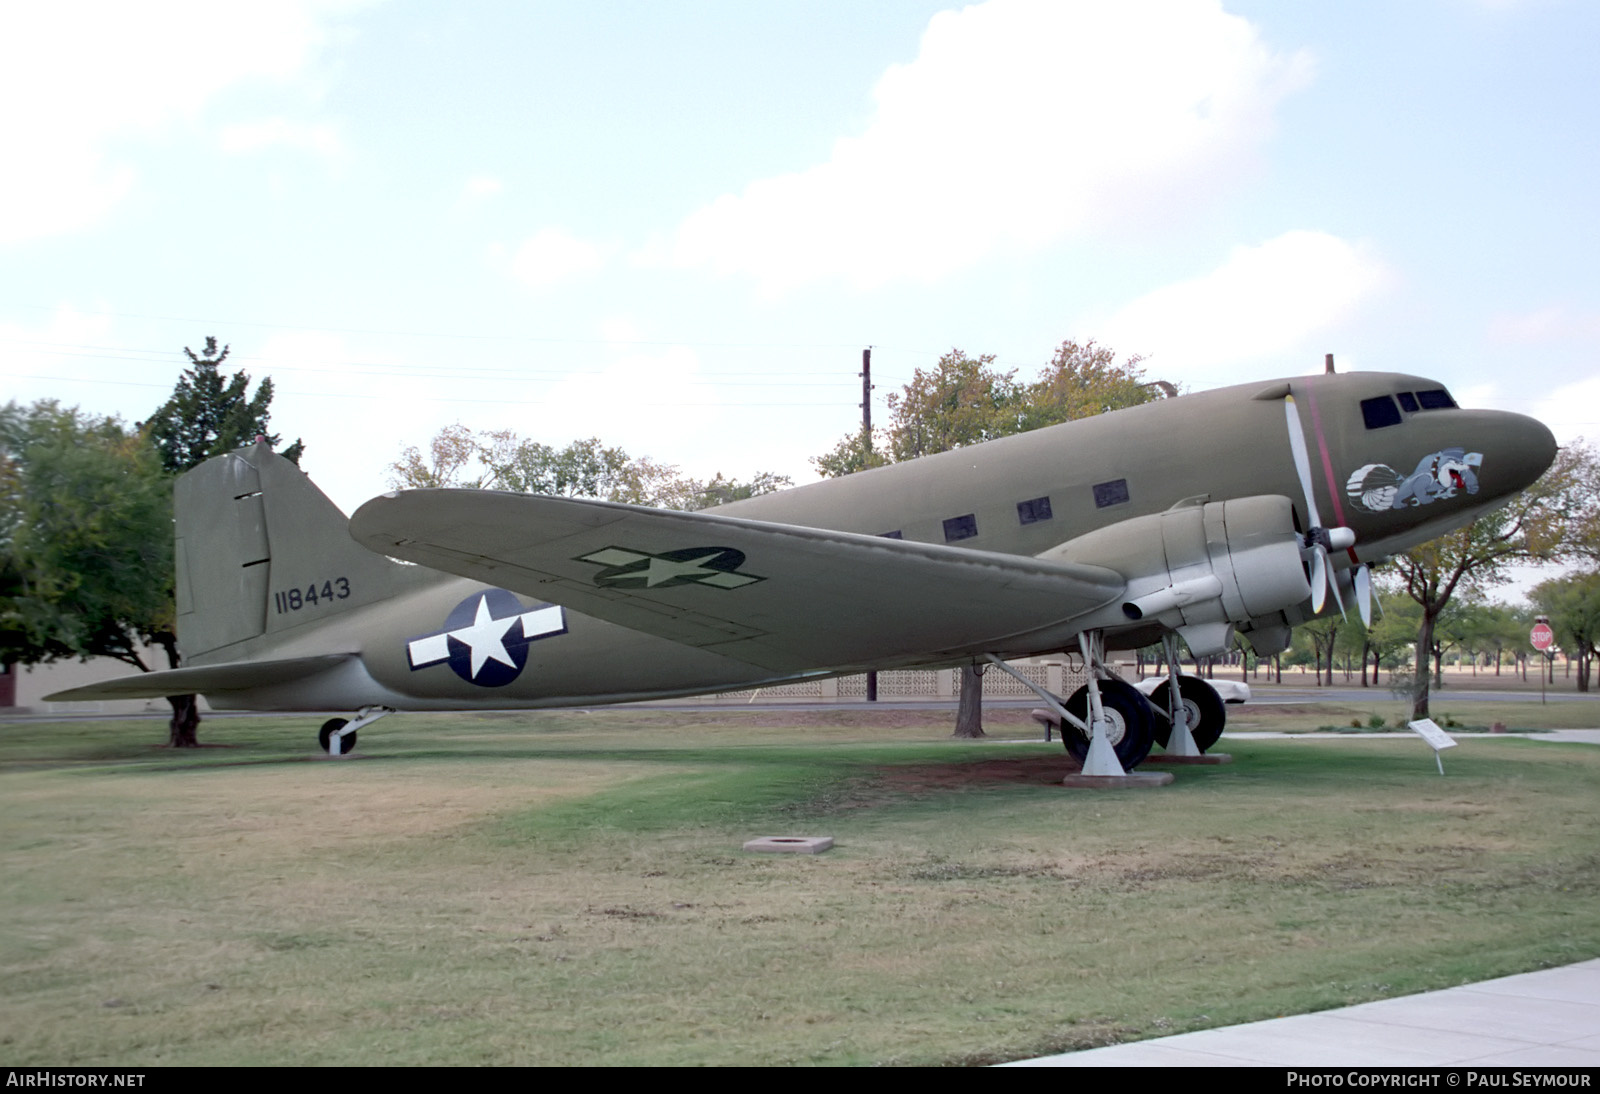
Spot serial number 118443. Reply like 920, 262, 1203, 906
274, 577, 351, 614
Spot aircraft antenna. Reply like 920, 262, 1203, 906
1325, 352, 1336, 374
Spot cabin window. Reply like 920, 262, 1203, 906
1397, 391, 1419, 413
1093, 479, 1130, 509
1016, 496, 1053, 525
943, 514, 978, 542
1417, 388, 1457, 410
878, 530, 903, 540
1360, 396, 1402, 429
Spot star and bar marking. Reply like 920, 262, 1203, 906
576, 546, 764, 590
407, 588, 567, 687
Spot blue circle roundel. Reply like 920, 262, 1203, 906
405, 588, 567, 688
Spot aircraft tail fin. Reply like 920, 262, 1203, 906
175, 441, 431, 662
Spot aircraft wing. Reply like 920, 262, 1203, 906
350, 490, 1126, 673
42, 654, 356, 702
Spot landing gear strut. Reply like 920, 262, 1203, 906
1060, 678, 1154, 769
316, 706, 395, 756
988, 629, 1164, 778
1150, 674, 1225, 753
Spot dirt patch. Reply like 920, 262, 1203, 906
876, 755, 1082, 789
680, 708, 1045, 731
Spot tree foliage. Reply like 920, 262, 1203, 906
1392, 442, 1600, 718
142, 337, 303, 473
388, 425, 790, 512
815, 340, 1155, 475
0, 402, 175, 675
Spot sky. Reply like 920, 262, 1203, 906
3, 0, 1597, 523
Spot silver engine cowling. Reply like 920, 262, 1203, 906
1041, 495, 1311, 656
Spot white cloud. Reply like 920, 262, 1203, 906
461, 176, 504, 202
0, 308, 121, 406
219, 117, 344, 159
539, 344, 716, 457
649, 0, 1311, 294
510, 228, 614, 291
1096, 231, 1389, 378
0, 1, 350, 245
1487, 305, 1600, 344
1529, 375, 1600, 448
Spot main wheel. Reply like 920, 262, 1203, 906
1149, 675, 1226, 752
318, 717, 355, 754
1060, 679, 1155, 769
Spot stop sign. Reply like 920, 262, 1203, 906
1531, 622, 1555, 651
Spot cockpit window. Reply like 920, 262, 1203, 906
1396, 391, 1419, 413
1360, 396, 1403, 429
1416, 388, 1457, 410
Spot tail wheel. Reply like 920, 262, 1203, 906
318, 717, 355, 754
1061, 679, 1155, 769
1149, 675, 1226, 752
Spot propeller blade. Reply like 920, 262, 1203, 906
1309, 546, 1328, 614
1328, 560, 1347, 620
1354, 564, 1372, 627
1284, 395, 1323, 530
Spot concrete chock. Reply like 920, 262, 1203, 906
743, 835, 834, 854
1060, 771, 1175, 788
1142, 752, 1233, 765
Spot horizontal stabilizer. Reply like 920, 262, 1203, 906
350, 490, 1127, 673
42, 654, 356, 702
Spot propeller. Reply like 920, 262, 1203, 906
1283, 394, 1362, 619
1335, 562, 1379, 627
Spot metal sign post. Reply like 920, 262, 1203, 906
1407, 718, 1458, 775
1532, 617, 1554, 705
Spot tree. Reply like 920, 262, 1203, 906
389, 426, 790, 512
686, 470, 796, 511
1392, 443, 1600, 719
813, 340, 1156, 736
883, 350, 1021, 462
0, 402, 181, 727
142, 337, 303, 473
1530, 573, 1600, 693
387, 423, 482, 489
811, 428, 887, 479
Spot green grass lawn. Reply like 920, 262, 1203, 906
2, 707, 1598, 1065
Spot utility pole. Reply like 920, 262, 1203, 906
860, 347, 873, 442
862, 347, 877, 703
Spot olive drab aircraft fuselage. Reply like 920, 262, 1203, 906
49, 370, 1557, 765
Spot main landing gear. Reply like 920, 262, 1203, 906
990, 631, 1165, 780
1001, 630, 1229, 782
316, 706, 395, 756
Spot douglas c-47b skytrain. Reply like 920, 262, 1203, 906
50, 369, 1557, 775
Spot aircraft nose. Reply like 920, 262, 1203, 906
1478, 410, 1558, 498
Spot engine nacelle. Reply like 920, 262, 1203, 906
1041, 495, 1311, 657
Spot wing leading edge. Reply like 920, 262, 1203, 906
350, 490, 1126, 673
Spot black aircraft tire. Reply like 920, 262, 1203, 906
318, 717, 355, 754
1150, 675, 1226, 752
1061, 680, 1155, 769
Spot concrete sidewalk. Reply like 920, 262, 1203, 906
1009, 959, 1600, 1066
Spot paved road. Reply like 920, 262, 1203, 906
1010, 959, 1600, 1067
